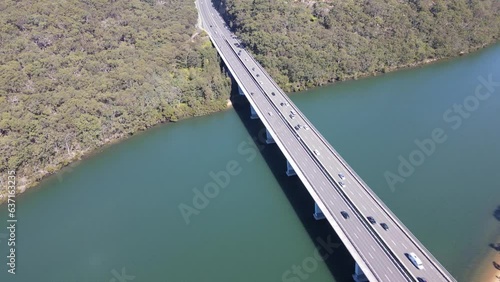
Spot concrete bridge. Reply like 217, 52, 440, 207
196, 1, 457, 281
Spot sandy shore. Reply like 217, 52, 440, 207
469, 239, 500, 282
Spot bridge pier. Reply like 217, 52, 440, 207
313, 202, 325, 220
286, 160, 296, 176
352, 262, 369, 282
238, 85, 245, 96
265, 129, 275, 144
250, 105, 259, 119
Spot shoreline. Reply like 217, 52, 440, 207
470, 246, 500, 282
1, 42, 498, 205
0, 100, 234, 205
469, 241, 500, 282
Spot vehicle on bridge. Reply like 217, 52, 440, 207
341, 211, 349, 219
367, 216, 376, 224
406, 252, 424, 270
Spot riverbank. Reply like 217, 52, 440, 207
469, 241, 500, 282
0, 99, 234, 206
0, 41, 496, 206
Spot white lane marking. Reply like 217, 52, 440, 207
368, 252, 374, 259
391, 239, 396, 245
321, 181, 326, 186
356, 226, 361, 232
320, 187, 324, 192
329, 200, 334, 205
402, 243, 407, 249
362, 205, 367, 211
387, 267, 393, 274
384, 274, 390, 281
354, 233, 359, 239
370, 245, 376, 251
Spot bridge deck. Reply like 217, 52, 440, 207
196, 1, 456, 281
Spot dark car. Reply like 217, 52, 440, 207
341, 211, 349, 219
271, 92, 276, 96
367, 216, 376, 224
380, 223, 389, 230
417, 278, 427, 282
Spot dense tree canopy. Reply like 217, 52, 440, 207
217, 0, 500, 91
0, 0, 231, 202
1, 0, 499, 203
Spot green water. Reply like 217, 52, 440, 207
1, 44, 500, 282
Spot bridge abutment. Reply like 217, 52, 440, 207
313, 202, 325, 220
286, 160, 296, 176
352, 262, 369, 282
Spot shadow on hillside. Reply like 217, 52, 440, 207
227, 74, 354, 282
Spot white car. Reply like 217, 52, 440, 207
339, 181, 346, 188
313, 149, 320, 156
338, 173, 345, 180
406, 252, 424, 270
268, 112, 273, 116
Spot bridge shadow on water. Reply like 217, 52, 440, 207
228, 77, 355, 282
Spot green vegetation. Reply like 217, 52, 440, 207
1, 0, 498, 203
218, 0, 500, 91
0, 0, 231, 202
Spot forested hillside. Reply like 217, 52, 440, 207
0, 0, 231, 201
217, 0, 500, 91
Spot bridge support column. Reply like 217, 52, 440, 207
313, 202, 325, 220
238, 85, 245, 96
265, 129, 275, 144
250, 105, 259, 119
352, 262, 368, 282
286, 160, 296, 176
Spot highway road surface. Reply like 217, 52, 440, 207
196, 1, 457, 281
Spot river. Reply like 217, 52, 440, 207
1, 44, 499, 282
